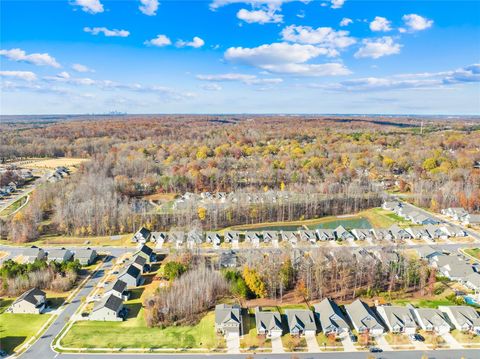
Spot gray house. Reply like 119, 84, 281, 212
316, 229, 336, 241
416, 246, 443, 261
151, 231, 167, 244
224, 231, 240, 244
412, 307, 451, 334
344, 299, 384, 336
351, 229, 373, 241
285, 309, 317, 336
75, 248, 97, 265
299, 230, 317, 243
131, 227, 151, 243
376, 305, 417, 334
118, 264, 142, 288
90, 294, 125, 321
131, 255, 149, 273
133, 244, 155, 264
407, 227, 432, 241
170, 231, 185, 247
439, 306, 480, 333
245, 232, 261, 247
7, 288, 46, 314
262, 231, 279, 244
389, 225, 412, 241
281, 231, 298, 245
334, 226, 354, 241
314, 298, 350, 337
254, 307, 283, 338
371, 228, 393, 241
464, 272, 480, 292
205, 232, 221, 246
103, 279, 129, 300
22, 246, 46, 263
47, 248, 74, 263
215, 304, 242, 337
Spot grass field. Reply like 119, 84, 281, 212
464, 248, 480, 260
61, 311, 222, 349
0, 196, 28, 217
19, 157, 89, 170
451, 330, 480, 344
0, 299, 52, 354
2, 233, 135, 247
240, 315, 271, 350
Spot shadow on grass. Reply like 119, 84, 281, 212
124, 302, 143, 319
0, 336, 27, 354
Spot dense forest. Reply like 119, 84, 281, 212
1, 115, 479, 241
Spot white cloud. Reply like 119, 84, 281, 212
402, 14, 433, 32
197, 73, 283, 85
281, 25, 356, 50
0, 48, 60, 67
84, 27, 130, 37
210, 0, 297, 11
340, 18, 352, 27
354, 37, 401, 59
237, 8, 283, 24
331, 0, 345, 9
224, 42, 350, 76
144, 34, 171, 47
139, 0, 159, 16
176, 37, 205, 48
200, 83, 223, 91
72, 63, 94, 73
0, 70, 37, 81
72, 0, 104, 14
318, 64, 480, 92
370, 16, 392, 32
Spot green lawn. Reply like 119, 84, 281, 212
0, 313, 51, 354
391, 297, 455, 308
61, 311, 222, 349
0, 195, 28, 217
464, 248, 480, 260
240, 315, 271, 350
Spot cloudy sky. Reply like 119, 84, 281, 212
1, 0, 479, 115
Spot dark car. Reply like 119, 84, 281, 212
369, 347, 383, 353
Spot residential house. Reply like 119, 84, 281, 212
382, 201, 402, 211
462, 214, 480, 225
205, 232, 222, 247
22, 246, 46, 263
439, 306, 480, 333
215, 304, 242, 337
406, 227, 432, 241
169, 231, 185, 248
425, 225, 449, 240
410, 213, 440, 225
314, 298, 350, 337
344, 299, 384, 336
254, 307, 283, 338
151, 231, 167, 244
416, 246, 444, 261
281, 231, 298, 246
433, 256, 474, 280
131, 227, 151, 244
245, 232, 261, 247
285, 309, 317, 336
103, 279, 129, 300
371, 229, 393, 242
47, 248, 73, 263
413, 308, 451, 334
441, 207, 468, 221
299, 230, 317, 243
351, 228, 373, 241
7, 288, 46, 314
187, 230, 203, 248
316, 229, 336, 241
74, 248, 97, 266
131, 255, 149, 273
376, 305, 417, 334
89, 294, 125, 321
441, 224, 467, 237
133, 244, 155, 264
389, 225, 412, 241
334, 225, 354, 241
118, 264, 142, 288
262, 231, 278, 243
464, 272, 480, 292
224, 231, 240, 245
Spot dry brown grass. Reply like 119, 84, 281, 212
17, 157, 89, 170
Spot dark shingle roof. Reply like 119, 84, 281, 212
93, 294, 123, 312
121, 264, 140, 278
105, 279, 127, 294
14, 288, 45, 306
133, 255, 147, 266
137, 244, 153, 256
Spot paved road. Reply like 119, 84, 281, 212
21, 349, 480, 358
19, 258, 114, 359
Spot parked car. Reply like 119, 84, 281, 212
369, 347, 383, 353
409, 334, 424, 342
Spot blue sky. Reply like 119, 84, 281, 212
1, 0, 479, 115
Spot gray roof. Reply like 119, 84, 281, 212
75, 248, 96, 258
215, 304, 241, 326
285, 309, 317, 332
134, 227, 151, 240
255, 307, 282, 333
13, 288, 45, 306
133, 255, 147, 267
22, 246, 45, 257
441, 306, 480, 328
104, 279, 127, 294
344, 299, 384, 332
414, 308, 451, 329
136, 244, 153, 256
465, 272, 480, 288
47, 248, 73, 260
378, 306, 417, 330
314, 298, 350, 332
120, 264, 140, 279
93, 294, 123, 312
416, 246, 443, 259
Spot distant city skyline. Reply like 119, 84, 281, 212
1, 0, 479, 115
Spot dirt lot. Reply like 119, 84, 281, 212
13, 157, 89, 170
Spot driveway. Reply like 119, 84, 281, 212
376, 334, 393, 351
341, 335, 357, 352
271, 335, 284, 353
442, 332, 463, 349
305, 332, 320, 352
226, 333, 240, 354
409, 337, 428, 350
